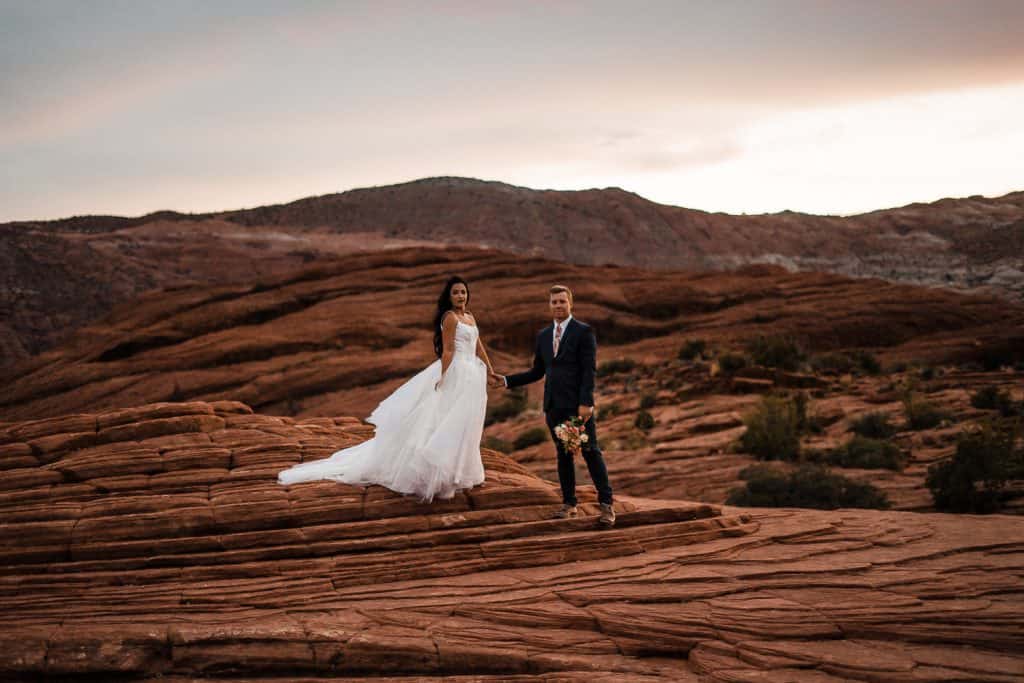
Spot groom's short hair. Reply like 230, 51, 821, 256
549, 284, 573, 303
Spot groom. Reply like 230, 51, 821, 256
493, 285, 615, 527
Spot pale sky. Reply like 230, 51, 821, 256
2, 0, 1023, 222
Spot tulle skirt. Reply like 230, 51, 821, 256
277, 354, 488, 501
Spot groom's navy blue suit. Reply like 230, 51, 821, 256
506, 318, 613, 506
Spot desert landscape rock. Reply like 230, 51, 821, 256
4, 177, 1023, 367
4, 246, 1023, 516
1, 400, 1022, 681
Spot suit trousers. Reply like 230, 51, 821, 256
545, 411, 613, 506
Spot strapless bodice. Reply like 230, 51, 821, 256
452, 321, 479, 359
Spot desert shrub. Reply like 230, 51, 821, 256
971, 386, 1021, 417
727, 463, 890, 510
850, 411, 897, 439
513, 427, 549, 450
926, 418, 1024, 513
718, 352, 749, 373
810, 352, 854, 375
639, 393, 657, 410
980, 345, 1020, 371
678, 338, 707, 361
599, 358, 637, 376
746, 334, 805, 371
482, 436, 513, 454
634, 410, 656, 431
852, 350, 882, 375
902, 392, 950, 431
485, 388, 528, 425
919, 365, 936, 381
168, 378, 186, 402
739, 395, 801, 461
827, 436, 905, 470
790, 391, 825, 434
600, 402, 622, 418
617, 431, 648, 450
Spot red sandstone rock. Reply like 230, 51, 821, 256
3, 178, 1023, 369
0, 401, 1021, 680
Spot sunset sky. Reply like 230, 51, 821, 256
2, 1, 1023, 222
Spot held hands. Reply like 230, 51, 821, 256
488, 371, 506, 389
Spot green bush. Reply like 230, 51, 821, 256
513, 427, 549, 450
852, 350, 882, 375
598, 358, 637, 376
980, 345, 1020, 371
971, 386, 1021, 418
639, 393, 657, 410
919, 365, 936, 381
791, 391, 826, 434
678, 338, 707, 361
746, 334, 805, 371
727, 463, 890, 510
926, 418, 1023, 513
810, 352, 854, 375
718, 352, 748, 373
902, 392, 950, 430
634, 410, 656, 431
482, 436, 513, 454
739, 395, 801, 461
827, 436, 905, 470
850, 411, 897, 439
599, 402, 622, 418
485, 388, 528, 425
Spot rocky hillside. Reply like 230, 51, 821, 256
3, 247, 1022, 515
0, 400, 1021, 681
3, 177, 1022, 367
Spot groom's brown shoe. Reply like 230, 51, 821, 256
598, 503, 616, 528
553, 504, 578, 519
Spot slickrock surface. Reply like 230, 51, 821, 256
4, 177, 1023, 367
1, 401, 1023, 681
495, 363, 1024, 514
3, 246, 1022, 425
4, 246, 1022, 514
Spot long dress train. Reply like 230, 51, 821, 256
277, 321, 488, 501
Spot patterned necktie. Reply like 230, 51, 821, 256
553, 322, 563, 355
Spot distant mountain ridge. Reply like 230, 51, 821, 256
2, 177, 1022, 367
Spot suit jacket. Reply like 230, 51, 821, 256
506, 318, 596, 417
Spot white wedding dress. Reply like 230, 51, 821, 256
277, 320, 488, 501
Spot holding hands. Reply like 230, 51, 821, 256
488, 371, 506, 389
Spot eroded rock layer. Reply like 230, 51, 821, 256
1, 401, 1022, 681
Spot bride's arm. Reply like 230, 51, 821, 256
475, 336, 496, 374
436, 312, 457, 388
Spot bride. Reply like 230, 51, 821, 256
277, 276, 497, 501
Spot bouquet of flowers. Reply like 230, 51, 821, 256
554, 416, 589, 455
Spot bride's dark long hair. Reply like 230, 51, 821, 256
433, 276, 470, 358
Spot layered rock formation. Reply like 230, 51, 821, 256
497, 363, 1024, 514
4, 246, 1022, 424
4, 177, 1023, 367
1, 401, 1021, 681
4, 247, 1022, 515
